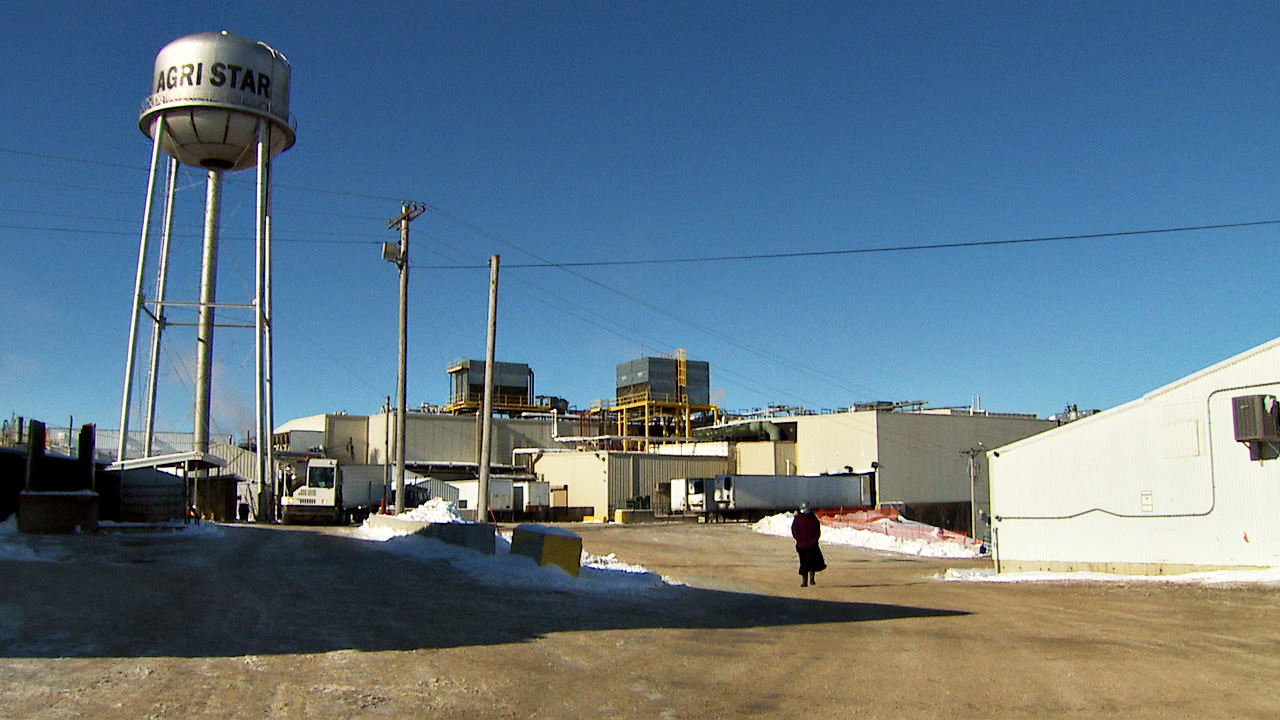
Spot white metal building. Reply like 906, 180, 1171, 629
274, 411, 582, 474
671, 408, 1055, 534
530, 450, 730, 517
989, 337, 1280, 574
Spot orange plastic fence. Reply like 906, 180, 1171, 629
817, 508, 974, 547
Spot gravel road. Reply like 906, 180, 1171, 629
2, 521, 1278, 719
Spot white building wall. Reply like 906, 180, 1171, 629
655, 441, 731, 457
532, 451, 729, 516
990, 338, 1280, 572
734, 441, 797, 475
790, 412, 880, 475
532, 451, 610, 516
326, 415, 369, 464
787, 411, 1053, 506
367, 414, 392, 465
447, 478, 513, 513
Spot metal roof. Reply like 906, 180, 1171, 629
106, 450, 227, 473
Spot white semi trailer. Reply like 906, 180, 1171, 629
671, 473, 873, 521
280, 458, 387, 524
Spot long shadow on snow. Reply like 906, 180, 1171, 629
0, 523, 969, 659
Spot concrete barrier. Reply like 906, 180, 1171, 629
613, 509, 657, 524
364, 515, 495, 555
510, 524, 582, 577
18, 491, 99, 534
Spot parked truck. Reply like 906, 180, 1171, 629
280, 458, 387, 524
671, 473, 873, 521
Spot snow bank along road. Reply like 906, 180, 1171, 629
2, 521, 1278, 719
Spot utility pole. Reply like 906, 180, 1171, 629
961, 444, 984, 540
476, 254, 500, 524
385, 201, 424, 514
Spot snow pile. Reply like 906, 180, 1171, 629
172, 521, 227, 537
396, 499, 470, 524
753, 512, 983, 559
354, 499, 472, 542
582, 550, 655, 576
354, 517, 675, 595
0, 517, 49, 562
943, 566, 1280, 585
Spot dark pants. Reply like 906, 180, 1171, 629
797, 545, 826, 575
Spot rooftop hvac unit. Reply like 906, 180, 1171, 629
1231, 395, 1280, 442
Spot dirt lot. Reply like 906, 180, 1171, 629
2, 520, 1278, 719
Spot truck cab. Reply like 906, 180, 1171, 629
280, 458, 344, 524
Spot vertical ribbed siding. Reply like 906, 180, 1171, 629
605, 453, 729, 514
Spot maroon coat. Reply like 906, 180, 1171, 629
791, 511, 821, 549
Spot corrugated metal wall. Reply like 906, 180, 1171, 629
877, 412, 1056, 505
119, 467, 184, 522
990, 339, 1280, 572
210, 442, 259, 481
533, 451, 728, 516
605, 453, 728, 513
364, 413, 577, 466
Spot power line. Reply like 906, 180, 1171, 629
419, 230, 836, 408
0, 147, 147, 171
414, 219, 1280, 269
8, 145, 1275, 268
7, 143, 1275, 410
0, 223, 383, 245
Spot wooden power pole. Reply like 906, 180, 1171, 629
386, 201, 424, 514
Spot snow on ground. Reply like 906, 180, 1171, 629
353, 505, 678, 595
95, 520, 228, 538
942, 566, 1280, 585
752, 512, 983, 559
0, 517, 222, 562
393, 498, 470, 524
0, 517, 53, 561
753, 513, 1280, 585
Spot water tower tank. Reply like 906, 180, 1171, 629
139, 31, 295, 171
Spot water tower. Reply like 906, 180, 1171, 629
117, 32, 295, 518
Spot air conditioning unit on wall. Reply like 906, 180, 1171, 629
1232, 394, 1280, 443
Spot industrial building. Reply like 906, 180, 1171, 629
528, 403, 1053, 530
267, 400, 1054, 527
588, 352, 718, 450
442, 359, 568, 416
262, 351, 1055, 527
526, 450, 730, 518
989, 337, 1280, 574
668, 405, 1056, 535
270, 409, 729, 519
273, 410, 584, 479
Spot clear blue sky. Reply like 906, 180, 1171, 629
3, 1, 1278, 440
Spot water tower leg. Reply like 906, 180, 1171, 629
118, 125, 166, 462
254, 126, 274, 522
142, 156, 179, 457
193, 169, 223, 456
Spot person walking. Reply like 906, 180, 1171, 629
791, 503, 825, 587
